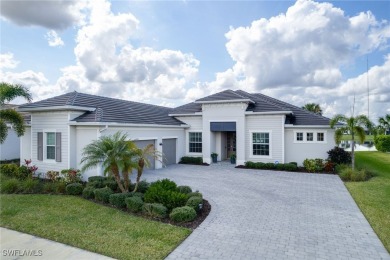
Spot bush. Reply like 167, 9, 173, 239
66, 183, 83, 195
87, 181, 105, 189
179, 156, 203, 165
327, 147, 352, 165
169, 206, 197, 223
43, 182, 56, 193
125, 196, 144, 213
103, 180, 118, 192
130, 192, 144, 199
151, 179, 177, 191
289, 162, 298, 166
264, 163, 276, 169
335, 164, 349, 174
54, 182, 67, 194
177, 185, 192, 194
374, 135, 390, 152
82, 187, 95, 199
88, 176, 106, 182
46, 171, 60, 182
324, 160, 335, 173
17, 165, 31, 180
339, 167, 368, 182
61, 169, 82, 184
245, 161, 297, 172
188, 192, 203, 199
1, 178, 20, 193
21, 178, 41, 193
143, 203, 167, 218
94, 187, 114, 203
135, 180, 150, 193
109, 193, 133, 208
245, 161, 255, 168
186, 196, 203, 212
0, 164, 19, 178
303, 159, 324, 173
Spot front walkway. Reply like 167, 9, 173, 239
142, 163, 389, 260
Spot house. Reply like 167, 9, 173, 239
18, 89, 335, 179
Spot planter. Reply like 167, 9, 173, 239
230, 158, 236, 164
211, 153, 218, 163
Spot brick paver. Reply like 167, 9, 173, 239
142, 162, 390, 260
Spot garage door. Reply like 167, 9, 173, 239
134, 140, 155, 170
162, 138, 177, 166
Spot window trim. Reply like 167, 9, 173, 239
249, 130, 272, 158
46, 132, 56, 160
187, 131, 203, 155
293, 130, 327, 143
41, 129, 61, 163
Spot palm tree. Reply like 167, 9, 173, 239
302, 103, 323, 115
0, 82, 32, 143
330, 114, 372, 170
132, 144, 162, 192
378, 114, 390, 135
80, 132, 138, 193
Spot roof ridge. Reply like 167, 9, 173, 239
65, 91, 78, 106
236, 90, 289, 111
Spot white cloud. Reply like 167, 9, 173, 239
0, 0, 86, 30
0, 53, 19, 69
45, 30, 64, 47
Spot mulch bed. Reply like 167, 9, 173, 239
235, 165, 337, 175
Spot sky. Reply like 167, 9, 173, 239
1, 0, 389, 122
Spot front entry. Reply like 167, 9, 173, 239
226, 132, 236, 159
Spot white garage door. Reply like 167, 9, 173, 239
134, 140, 155, 170
162, 138, 177, 166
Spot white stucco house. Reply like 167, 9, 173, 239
18, 89, 335, 179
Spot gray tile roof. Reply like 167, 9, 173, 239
19, 92, 184, 126
172, 89, 332, 126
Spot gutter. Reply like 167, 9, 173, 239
284, 125, 332, 129
18, 106, 96, 112
68, 122, 190, 128
245, 111, 293, 115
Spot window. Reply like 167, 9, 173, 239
296, 132, 303, 141
317, 132, 324, 142
46, 132, 56, 159
189, 132, 202, 153
306, 132, 314, 141
252, 132, 269, 156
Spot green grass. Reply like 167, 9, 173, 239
0, 195, 191, 260
345, 152, 390, 252
341, 135, 374, 142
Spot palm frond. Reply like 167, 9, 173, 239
0, 82, 32, 104
330, 114, 347, 128
354, 126, 366, 144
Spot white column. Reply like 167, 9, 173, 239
155, 138, 163, 169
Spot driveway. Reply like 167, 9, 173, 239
142, 163, 389, 260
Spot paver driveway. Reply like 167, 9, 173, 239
142, 163, 389, 260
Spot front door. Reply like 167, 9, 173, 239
226, 132, 236, 159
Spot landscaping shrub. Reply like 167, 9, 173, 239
374, 135, 390, 152
186, 196, 203, 212
263, 163, 276, 169
103, 180, 118, 191
125, 196, 144, 213
82, 187, 95, 199
86, 181, 105, 189
179, 156, 203, 165
327, 147, 352, 165
0, 164, 19, 178
94, 187, 114, 203
1, 178, 20, 193
21, 178, 41, 193
43, 182, 56, 193
135, 180, 150, 193
169, 206, 197, 223
46, 171, 60, 182
289, 162, 298, 166
275, 164, 285, 171
188, 192, 203, 199
245, 161, 255, 168
324, 160, 335, 173
255, 162, 265, 169
339, 167, 368, 182
143, 203, 167, 218
66, 183, 84, 195
177, 185, 192, 194
130, 192, 144, 199
88, 176, 106, 182
335, 164, 349, 174
54, 182, 67, 194
151, 179, 177, 191
303, 159, 324, 173
109, 193, 132, 208
244, 161, 297, 171
61, 169, 82, 184
17, 165, 31, 180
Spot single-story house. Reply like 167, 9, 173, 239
18, 89, 335, 179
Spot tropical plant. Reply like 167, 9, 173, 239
132, 144, 162, 192
330, 114, 372, 170
378, 114, 390, 135
80, 132, 138, 193
0, 82, 32, 143
302, 103, 322, 115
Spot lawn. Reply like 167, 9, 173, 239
341, 135, 374, 142
0, 194, 191, 260
345, 151, 390, 252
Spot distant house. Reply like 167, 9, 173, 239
18, 89, 335, 179
0, 104, 22, 161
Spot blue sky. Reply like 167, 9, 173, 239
1, 0, 389, 120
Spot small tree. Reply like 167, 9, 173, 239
378, 114, 390, 135
302, 103, 322, 115
330, 114, 372, 170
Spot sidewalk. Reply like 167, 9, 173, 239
0, 228, 114, 260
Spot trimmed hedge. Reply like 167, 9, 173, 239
143, 203, 167, 218
179, 156, 203, 165
82, 187, 95, 199
375, 135, 390, 152
245, 161, 298, 171
0, 164, 19, 178
177, 185, 192, 194
109, 193, 133, 208
186, 196, 203, 212
169, 206, 197, 223
188, 192, 203, 199
125, 196, 144, 213
66, 183, 83, 195
94, 187, 114, 203
88, 176, 106, 182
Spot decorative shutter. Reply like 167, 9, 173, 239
37, 132, 43, 161
56, 132, 61, 162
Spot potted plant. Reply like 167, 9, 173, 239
230, 153, 236, 164
211, 152, 218, 163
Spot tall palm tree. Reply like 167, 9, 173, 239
132, 144, 162, 192
302, 103, 323, 115
378, 114, 390, 135
80, 132, 138, 193
330, 114, 372, 170
0, 82, 32, 143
